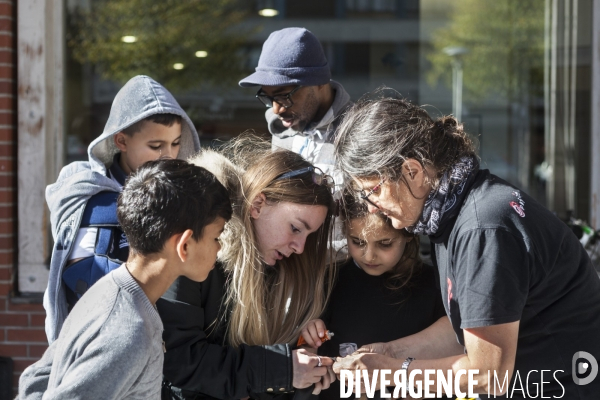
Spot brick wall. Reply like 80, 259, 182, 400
0, 0, 48, 395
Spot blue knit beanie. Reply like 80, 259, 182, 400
239, 27, 331, 88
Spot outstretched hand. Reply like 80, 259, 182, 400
355, 342, 390, 356
333, 352, 396, 393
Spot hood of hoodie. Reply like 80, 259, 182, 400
47, 75, 201, 238
266, 80, 352, 140
88, 75, 201, 175
46, 162, 122, 240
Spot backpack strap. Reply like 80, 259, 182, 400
63, 191, 127, 306
79, 191, 120, 227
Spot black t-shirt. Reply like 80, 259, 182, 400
318, 260, 447, 400
433, 169, 600, 399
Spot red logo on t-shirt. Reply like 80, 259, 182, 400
510, 201, 525, 217
447, 277, 453, 311
510, 191, 526, 217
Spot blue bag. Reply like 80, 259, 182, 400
62, 191, 129, 307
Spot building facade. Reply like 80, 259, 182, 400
0, 0, 49, 396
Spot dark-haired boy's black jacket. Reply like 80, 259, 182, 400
157, 263, 295, 400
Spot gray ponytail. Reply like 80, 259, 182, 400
334, 92, 477, 189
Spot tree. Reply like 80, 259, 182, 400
68, 0, 251, 91
426, 0, 546, 192
426, 0, 545, 101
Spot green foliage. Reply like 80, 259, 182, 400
68, 0, 251, 91
426, 0, 545, 101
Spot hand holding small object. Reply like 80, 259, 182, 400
312, 357, 337, 395
298, 319, 334, 347
333, 352, 394, 393
339, 342, 357, 357
292, 348, 334, 389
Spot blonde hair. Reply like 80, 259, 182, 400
189, 138, 335, 346
341, 190, 421, 292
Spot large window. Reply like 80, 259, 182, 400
420, 0, 592, 220
64, 0, 592, 219
18, 0, 595, 292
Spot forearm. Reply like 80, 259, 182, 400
365, 353, 510, 397
159, 273, 294, 398
385, 317, 463, 360
164, 341, 293, 397
19, 343, 56, 400
394, 322, 519, 396
407, 354, 510, 396
42, 340, 153, 400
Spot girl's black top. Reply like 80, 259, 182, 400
318, 259, 448, 400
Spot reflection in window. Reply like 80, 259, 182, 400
423, 0, 591, 219
286, 0, 337, 18
346, 0, 396, 12
64, 0, 592, 220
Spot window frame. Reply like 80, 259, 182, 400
17, 0, 64, 293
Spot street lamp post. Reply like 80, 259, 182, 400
443, 46, 469, 120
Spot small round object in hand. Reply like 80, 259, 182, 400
339, 343, 358, 357
316, 356, 322, 367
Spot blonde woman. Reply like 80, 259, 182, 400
157, 143, 337, 400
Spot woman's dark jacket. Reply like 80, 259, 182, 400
157, 264, 295, 400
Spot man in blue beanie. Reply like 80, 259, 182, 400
239, 27, 352, 184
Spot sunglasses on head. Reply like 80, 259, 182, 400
274, 166, 335, 193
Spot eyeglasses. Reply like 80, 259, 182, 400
360, 177, 386, 209
256, 86, 302, 109
275, 166, 335, 193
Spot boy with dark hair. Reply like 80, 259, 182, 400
44, 75, 201, 343
19, 159, 232, 400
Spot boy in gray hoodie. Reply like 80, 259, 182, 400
19, 158, 232, 400
44, 75, 201, 343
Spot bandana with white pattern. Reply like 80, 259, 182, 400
407, 156, 479, 236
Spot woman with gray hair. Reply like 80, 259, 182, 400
331, 95, 600, 399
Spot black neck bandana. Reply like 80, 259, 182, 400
109, 153, 128, 186
407, 156, 479, 236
